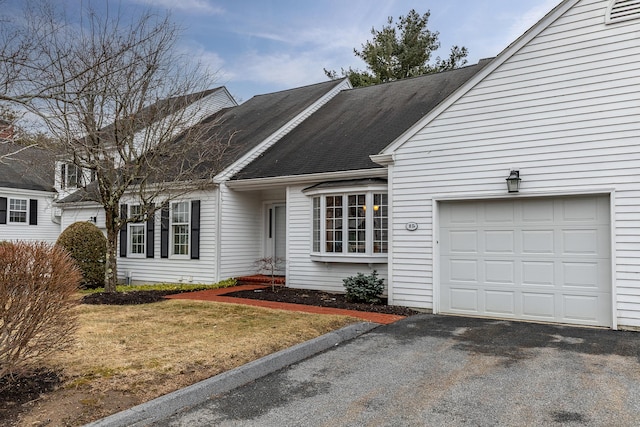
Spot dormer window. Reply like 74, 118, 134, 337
606, 0, 640, 24
60, 163, 80, 189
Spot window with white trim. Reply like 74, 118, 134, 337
171, 201, 190, 256
128, 205, 145, 256
60, 163, 80, 189
311, 191, 388, 258
9, 198, 27, 223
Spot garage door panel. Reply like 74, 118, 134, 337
561, 229, 599, 254
439, 195, 611, 327
448, 288, 479, 312
485, 230, 515, 253
448, 259, 478, 282
485, 260, 515, 284
484, 201, 515, 223
521, 199, 554, 223
562, 262, 598, 289
522, 230, 555, 254
521, 261, 555, 287
563, 294, 599, 322
449, 230, 478, 253
485, 290, 515, 315
522, 292, 556, 319
562, 198, 599, 222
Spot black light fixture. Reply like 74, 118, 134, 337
506, 170, 521, 193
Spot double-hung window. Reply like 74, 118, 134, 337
307, 182, 388, 262
128, 205, 145, 256
9, 198, 27, 223
171, 201, 190, 256
60, 163, 80, 189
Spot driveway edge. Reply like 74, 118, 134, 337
84, 321, 379, 427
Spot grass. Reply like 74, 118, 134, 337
16, 292, 358, 426
79, 277, 238, 294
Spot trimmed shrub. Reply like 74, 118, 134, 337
0, 241, 81, 381
342, 270, 385, 303
56, 221, 107, 288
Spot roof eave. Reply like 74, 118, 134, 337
227, 167, 388, 191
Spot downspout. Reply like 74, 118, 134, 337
215, 184, 222, 283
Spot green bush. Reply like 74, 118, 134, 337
56, 221, 107, 289
342, 270, 385, 303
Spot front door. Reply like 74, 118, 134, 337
265, 203, 286, 275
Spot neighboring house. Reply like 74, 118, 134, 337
0, 142, 59, 243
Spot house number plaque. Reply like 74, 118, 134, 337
405, 222, 418, 231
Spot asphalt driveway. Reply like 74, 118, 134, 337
154, 315, 640, 426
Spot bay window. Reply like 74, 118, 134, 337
309, 185, 388, 261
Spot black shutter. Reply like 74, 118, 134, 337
119, 204, 127, 257
146, 204, 155, 258
160, 204, 169, 258
60, 164, 66, 188
190, 200, 200, 260
0, 197, 6, 224
29, 199, 37, 225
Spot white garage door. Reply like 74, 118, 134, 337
439, 196, 611, 327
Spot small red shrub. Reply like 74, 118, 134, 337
0, 241, 82, 382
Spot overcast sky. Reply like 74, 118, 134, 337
10, 0, 563, 103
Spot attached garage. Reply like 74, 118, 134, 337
438, 195, 612, 327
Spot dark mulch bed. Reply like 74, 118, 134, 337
81, 289, 189, 305
224, 286, 420, 316
0, 369, 62, 426
81, 287, 420, 316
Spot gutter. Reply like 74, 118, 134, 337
226, 168, 388, 191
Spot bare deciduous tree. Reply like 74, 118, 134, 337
2, 1, 233, 292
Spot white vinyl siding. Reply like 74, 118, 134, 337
287, 184, 388, 294
111, 190, 217, 284
390, 0, 640, 327
217, 185, 262, 279
0, 189, 59, 243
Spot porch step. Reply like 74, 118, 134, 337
236, 275, 286, 287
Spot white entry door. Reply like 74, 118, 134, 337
265, 204, 286, 275
439, 195, 611, 327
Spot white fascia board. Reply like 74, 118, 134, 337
370, 153, 395, 166
213, 78, 352, 184
226, 167, 388, 191
217, 86, 239, 107
0, 187, 56, 198
378, 0, 578, 156
55, 200, 102, 209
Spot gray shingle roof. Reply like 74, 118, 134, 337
233, 60, 493, 180
190, 79, 347, 170
0, 143, 55, 192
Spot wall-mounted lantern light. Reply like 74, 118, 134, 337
506, 170, 521, 193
